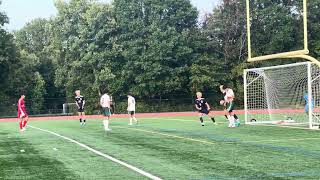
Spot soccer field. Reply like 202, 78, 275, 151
1, 115, 320, 180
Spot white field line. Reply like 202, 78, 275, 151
149, 117, 320, 131
133, 118, 320, 143
29, 125, 162, 180
247, 123, 320, 130
113, 126, 215, 145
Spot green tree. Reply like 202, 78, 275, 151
49, 0, 118, 112
0, 0, 19, 115
15, 18, 64, 111
30, 72, 46, 114
196, 0, 247, 103
113, 0, 198, 97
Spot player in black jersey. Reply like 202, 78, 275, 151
75, 90, 86, 126
195, 92, 216, 126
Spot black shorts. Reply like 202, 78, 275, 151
199, 109, 209, 115
128, 111, 135, 115
78, 107, 85, 113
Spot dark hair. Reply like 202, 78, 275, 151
222, 85, 227, 89
101, 88, 108, 94
128, 92, 133, 96
20, 91, 26, 96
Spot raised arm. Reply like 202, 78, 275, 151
100, 96, 104, 107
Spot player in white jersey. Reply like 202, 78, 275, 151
100, 90, 112, 131
219, 85, 240, 128
127, 92, 138, 125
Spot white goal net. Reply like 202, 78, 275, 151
62, 103, 78, 115
244, 62, 320, 129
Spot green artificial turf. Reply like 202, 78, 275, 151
1, 115, 320, 179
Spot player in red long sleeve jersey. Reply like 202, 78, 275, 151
18, 94, 28, 132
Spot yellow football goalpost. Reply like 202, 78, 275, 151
244, 0, 320, 129
246, 0, 320, 66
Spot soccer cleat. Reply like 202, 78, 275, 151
129, 123, 133, 126
236, 121, 241, 127
201, 123, 205, 126
105, 128, 112, 131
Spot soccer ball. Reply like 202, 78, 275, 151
219, 100, 225, 105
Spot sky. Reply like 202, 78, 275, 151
0, 0, 220, 31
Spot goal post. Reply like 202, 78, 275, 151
244, 62, 320, 129
246, 0, 320, 67
62, 103, 78, 115
246, 0, 309, 62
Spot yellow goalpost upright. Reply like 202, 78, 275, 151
244, 0, 320, 129
246, 0, 320, 66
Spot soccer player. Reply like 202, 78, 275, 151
220, 85, 240, 126
127, 92, 138, 125
304, 92, 314, 114
100, 90, 112, 131
194, 92, 216, 126
17, 93, 28, 132
220, 85, 239, 128
75, 90, 86, 126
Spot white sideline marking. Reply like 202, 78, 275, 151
29, 125, 162, 180
134, 119, 320, 144
248, 123, 320, 130
114, 126, 215, 145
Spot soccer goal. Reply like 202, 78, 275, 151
62, 103, 78, 115
244, 62, 320, 128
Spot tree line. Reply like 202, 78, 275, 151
0, 0, 319, 115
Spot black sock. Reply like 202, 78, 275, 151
225, 115, 228, 119
200, 117, 204, 123
234, 114, 239, 120
211, 117, 215, 123
80, 118, 82, 123
84, 119, 86, 123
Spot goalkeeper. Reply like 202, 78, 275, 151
304, 92, 314, 114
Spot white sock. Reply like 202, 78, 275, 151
228, 115, 235, 127
129, 118, 133, 125
103, 120, 109, 130
133, 117, 137, 123
230, 116, 235, 127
